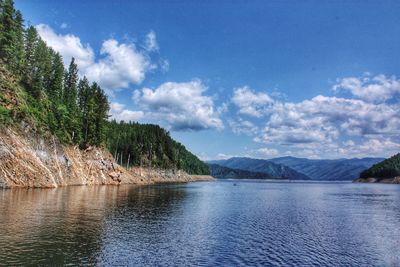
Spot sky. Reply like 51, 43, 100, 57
15, 0, 400, 160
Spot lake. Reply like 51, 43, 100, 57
0, 180, 399, 266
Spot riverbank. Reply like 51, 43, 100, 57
0, 127, 212, 188
353, 177, 400, 184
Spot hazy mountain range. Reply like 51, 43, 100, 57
208, 157, 311, 180
208, 156, 385, 181
207, 164, 272, 179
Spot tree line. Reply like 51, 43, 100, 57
0, 0, 109, 146
106, 121, 210, 175
360, 153, 400, 179
0, 0, 210, 175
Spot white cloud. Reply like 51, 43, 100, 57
230, 79, 400, 158
333, 74, 400, 103
36, 24, 155, 90
133, 80, 223, 131
60, 22, 68, 29
229, 118, 258, 136
109, 102, 144, 122
257, 95, 400, 144
338, 138, 400, 158
256, 147, 279, 158
36, 24, 94, 70
110, 102, 125, 113
232, 86, 274, 117
144, 30, 159, 52
84, 39, 152, 89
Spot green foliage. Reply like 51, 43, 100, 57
106, 121, 210, 175
0, 0, 209, 174
360, 154, 400, 179
0, 0, 24, 72
0, 104, 11, 124
0, 0, 109, 147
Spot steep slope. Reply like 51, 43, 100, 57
0, 63, 212, 188
0, 126, 212, 188
208, 157, 310, 180
269, 156, 384, 181
106, 121, 210, 175
208, 163, 272, 179
355, 154, 400, 183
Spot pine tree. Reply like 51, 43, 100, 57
93, 83, 109, 145
77, 76, 90, 145
49, 52, 64, 101
30, 39, 51, 98
0, 0, 15, 64
12, 10, 24, 74
64, 58, 79, 108
23, 26, 39, 86
63, 58, 81, 143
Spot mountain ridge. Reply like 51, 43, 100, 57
208, 156, 385, 181
208, 157, 311, 180
269, 156, 384, 180
355, 153, 400, 183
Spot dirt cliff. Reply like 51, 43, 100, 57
0, 126, 212, 188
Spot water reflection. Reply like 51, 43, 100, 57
0, 181, 400, 266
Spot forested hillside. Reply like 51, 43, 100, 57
209, 157, 310, 180
270, 156, 384, 181
0, 0, 109, 146
106, 121, 210, 174
208, 163, 272, 179
0, 0, 208, 175
360, 153, 400, 179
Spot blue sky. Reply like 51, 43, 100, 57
16, 0, 400, 159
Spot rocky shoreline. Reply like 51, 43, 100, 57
353, 177, 400, 184
0, 126, 212, 189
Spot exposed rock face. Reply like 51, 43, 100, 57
0, 127, 212, 188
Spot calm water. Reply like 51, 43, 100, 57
0, 180, 400, 266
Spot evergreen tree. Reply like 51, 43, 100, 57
12, 10, 24, 74
49, 52, 64, 101
30, 39, 51, 98
63, 58, 81, 143
0, 0, 24, 73
23, 26, 39, 86
92, 82, 109, 145
0, 1, 210, 175
0, 0, 16, 65
77, 76, 91, 144
64, 58, 79, 108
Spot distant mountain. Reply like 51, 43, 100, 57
359, 153, 400, 179
208, 164, 273, 179
269, 156, 385, 181
208, 157, 310, 180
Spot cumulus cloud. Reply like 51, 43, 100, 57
232, 86, 274, 117
109, 102, 144, 122
255, 147, 279, 158
36, 24, 156, 90
84, 39, 152, 89
337, 138, 400, 158
230, 78, 400, 158
229, 118, 258, 136
258, 95, 400, 145
133, 80, 223, 131
333, 74, 400, 103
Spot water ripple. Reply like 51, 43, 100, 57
0, 182, 400, 266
